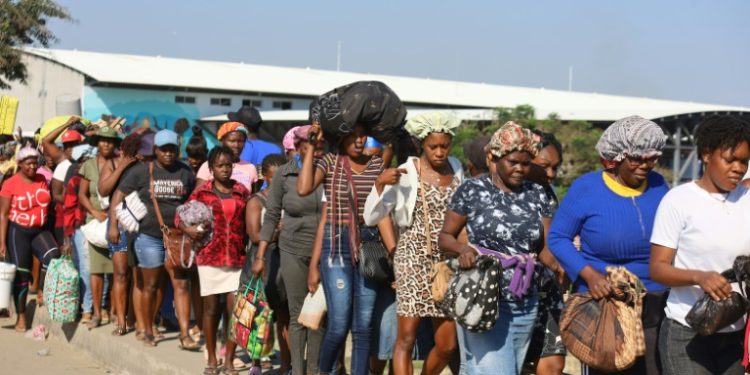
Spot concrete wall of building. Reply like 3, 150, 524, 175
83, 86, 311, 129
1, 54, 85, 133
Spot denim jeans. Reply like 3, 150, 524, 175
457, 294, 538, 375
318, 225, 377, 375
72, 229, 108, 313
133, 233, 165, 269
659, 318, 744, 375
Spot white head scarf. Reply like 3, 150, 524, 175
404, 112, 461, 140
596, 115, 667, 162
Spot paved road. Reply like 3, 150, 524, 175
0, 313, 115, 374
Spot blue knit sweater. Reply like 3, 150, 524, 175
548, 171, 669, 293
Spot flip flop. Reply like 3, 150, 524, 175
86, 316, 101, 330
111, 326, 128, 336
142, 334, 157, 347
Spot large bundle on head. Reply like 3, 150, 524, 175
309, 81, 406, 145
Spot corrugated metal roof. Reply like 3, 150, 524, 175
200, 109, 495, 122
26, 48, 750, 122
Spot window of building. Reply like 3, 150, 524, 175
210, 97, 232, 106
175, 95, 196, 104
272, 100, 292, 110
242, 99, 263, 107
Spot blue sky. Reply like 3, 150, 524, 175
49, 1, 750, 107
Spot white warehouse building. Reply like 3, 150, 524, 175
3, 48, 750, 183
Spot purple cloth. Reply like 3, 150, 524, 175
476, 246, 536, 299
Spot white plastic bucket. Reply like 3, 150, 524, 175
0, 262, 17, 309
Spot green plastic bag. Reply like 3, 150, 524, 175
44, 256, 79, 323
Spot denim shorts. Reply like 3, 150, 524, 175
134, 233, 165, 268
107, 220, 129, 254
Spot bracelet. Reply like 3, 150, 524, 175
256, 256, 265, 261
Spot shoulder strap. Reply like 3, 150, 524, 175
417, 158, 432, 255
148, 162, 168, 234
252, 192, 267, 207
342, 157, 360, 224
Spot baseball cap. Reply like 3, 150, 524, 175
60, 129, 84, 144
154, 129, 179, 147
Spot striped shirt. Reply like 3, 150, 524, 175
315, 153, 384, 224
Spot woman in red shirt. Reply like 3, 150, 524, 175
178, 146, 251, 375
0, 146, 61, 332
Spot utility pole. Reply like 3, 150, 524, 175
337, 41, 342, 71
568, 66, 573, 91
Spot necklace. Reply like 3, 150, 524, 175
695, 180, 731, 214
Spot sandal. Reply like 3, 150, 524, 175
152, 325, 165, 339
142, 334, 157, 347
178, 335, 201, 351
223, 367, 241, 375
190, 325, 202, 341
86, 316, 101, 330
111, 326, 128, 336
203, 365, 220, 375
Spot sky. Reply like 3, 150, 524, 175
47, 0, 750, 107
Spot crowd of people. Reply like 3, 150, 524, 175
1, 101, 750, 375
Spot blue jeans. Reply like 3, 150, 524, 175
107, 220, 128, 254
457, 294, 538, 375
134, 233, 165, 269
318, 225, 377, 375
72, 229, 108, 313
370, 283, 434, 360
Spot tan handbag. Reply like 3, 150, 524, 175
416, 159, 455, 302
149, 162, 194, 269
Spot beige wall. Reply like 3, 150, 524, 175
0, 53, 85, 133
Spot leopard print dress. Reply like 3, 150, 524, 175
394, 176, 459, 317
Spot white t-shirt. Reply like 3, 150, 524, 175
52, 159, 72, 182
651, 182, 750, 332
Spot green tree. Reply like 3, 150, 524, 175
450, 104, 603, 197
0, 0, 72, 89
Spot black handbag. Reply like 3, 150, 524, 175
341, 158, 393, 282
358, 226, 393, 282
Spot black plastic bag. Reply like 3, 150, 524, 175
685, 291, 749, 335
685, 255, 750, 335
309, 81, 406, 145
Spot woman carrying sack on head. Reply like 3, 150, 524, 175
107, 129, 196, 348
250, 125, 326, 375
177, 146, 250, 375
0, 146, 61, 332
548, 116, 669, 375
650, 116, 750, 375
438, 122, 556, 375
297, 122, 396, 375
363, 112, 464, 375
